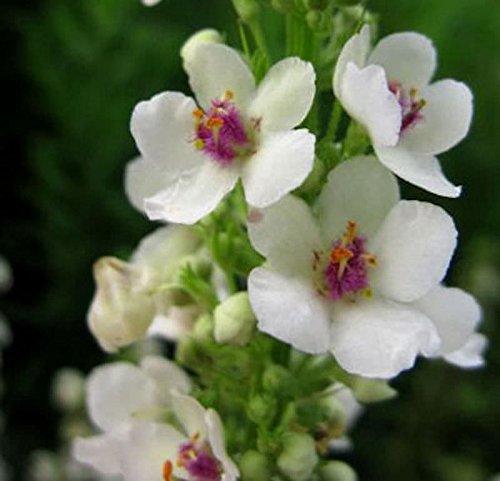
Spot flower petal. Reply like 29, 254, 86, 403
247, 194, 322, 275
368, 32, 436, 90
144, 161, 239, 224
242, 129, 315, 208
206, 410, 240, 481
130, 91, 204, 172
370, 201, 457, 303
317, 155, 400, 242
170, 392, 208, 439
333, 24, 371, 97
248, 267, 331, 354
374, 145, 461, 197
399, 79, 473, 155
140, 356, 192, 406
339, 63, 401, 146
248, 57, 315, 131
72, 434, 121, 475
118, 422, 186, 481
444, 333, 487, 368
186, 43, 256, 110
413, 285, 482, 355
147, 307, 198, 341
330, 298, 440, 378
86, 362, 160, 432
125, 156, 166, 214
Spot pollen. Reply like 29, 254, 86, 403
194, 139, 205, 150
193, 108, 204, 120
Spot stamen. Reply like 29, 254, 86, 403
163, 460, 173, 481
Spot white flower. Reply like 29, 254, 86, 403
141, 0, 162, 6
73, 356, 191, 476
333, 25, 473, 197
247, 155, 461, 379
116, 394, 239, 481
87, 225, 202, 351
181, 29, 224, 70
128, 44, 316, 224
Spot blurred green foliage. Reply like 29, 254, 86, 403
1, 0, 499, 480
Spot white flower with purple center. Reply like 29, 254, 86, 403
127, 43, 316, 224
247, 156, 465, 379
333, 25, 473, 197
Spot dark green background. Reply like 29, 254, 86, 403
1, 1, 499, 480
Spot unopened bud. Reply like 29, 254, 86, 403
277, 433, 319, 481
320, 461, 358, 481
181, 29, 224, 69
306, 9, 333, 36
247, 395, 276, 426
214, 292, 256, 346
262, 364, 292, 395
87, 257, 155, 352
232, 0, 260, 22
52, 368, 85, 412
239, 450, 270, 481
350, 378, 397, 403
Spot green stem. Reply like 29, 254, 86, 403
248, 20, 271, 65
324, 100, 343, 142
238, 19, 251, 60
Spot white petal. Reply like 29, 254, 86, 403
140, 356, 192, 406
399, 80, 473, 155
86, 362, 160, 432
370, 201, 457, 303
248, 267, 331, 354
248, 58, 315, 131
247, 194, 322, 275
316, 155, 400, 242
147, 307, 197, 341
242, 129, 315, 208
444, 333, 488, 368
413, 285, 482, 355
130, 91, 204, 172
131, 225, 200, 280
206, 410, 240, 481
330, 298, 440, 379
186, 43, 256, 110
144, 161, 239, 224
142, 0, 162, 6
368, 32, 436, 90
374, 145, 461, 197
339, 63, 401, 146
118, 422, 186, 481
170, 393, 208, 439
125, 156, 166, 214
72, 435, 120, 475
333, 24, 371, 97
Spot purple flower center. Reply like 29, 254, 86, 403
192, 91, 257, 166
312, 222, 377, 301
388, 80, 426, 135
163, 433, 222, 481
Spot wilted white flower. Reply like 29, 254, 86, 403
88, 225, 202, 351
127, 43, 316, 224
334, 25, 473, 197
248, 156, 462, 378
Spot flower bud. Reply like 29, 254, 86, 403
232, 0, 260, 22
214, 292, 256, 346
87, 257, 155, 352
192, 313, 214, 343
239, 450, 270, 481
350, 378, 397, 403
306, 9, 333, 36
181, 29, 224, 69
277, 433, 319, 481
320, 461, 358, 481
262, 364, 292, 395
247, 395, 276, 426
52, 368, 85, 412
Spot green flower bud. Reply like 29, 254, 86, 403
181, 29, 224, 68
240, 450, 270, 481
271, 0, 295, 13
320, 461, 358, 481
262, 364, 292, 395
350, 378, 397, 403
247, 394, 277, 426
214, 292, 256, 346
306, 9, 333, 36
192, 313, 214, 343
175, 335, 204, 368
232, 0, 261, 22
277, 433, 319, 481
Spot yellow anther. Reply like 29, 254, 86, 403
194, 139, 205, 150
163, 460, 173, 481
343, 221, 358, 245
223, 90, 234, 100
207, 117, 224, 128
362, 288, 373, 299
330, 246, 354, 265
192, 108, 204, 119
363, 253, 377, 267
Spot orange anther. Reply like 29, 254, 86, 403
193, 108, 204, 119
207, 117, 224, 128
330, 246, 354, 264
163, 460, 173, 481
344, 221, 357, 244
